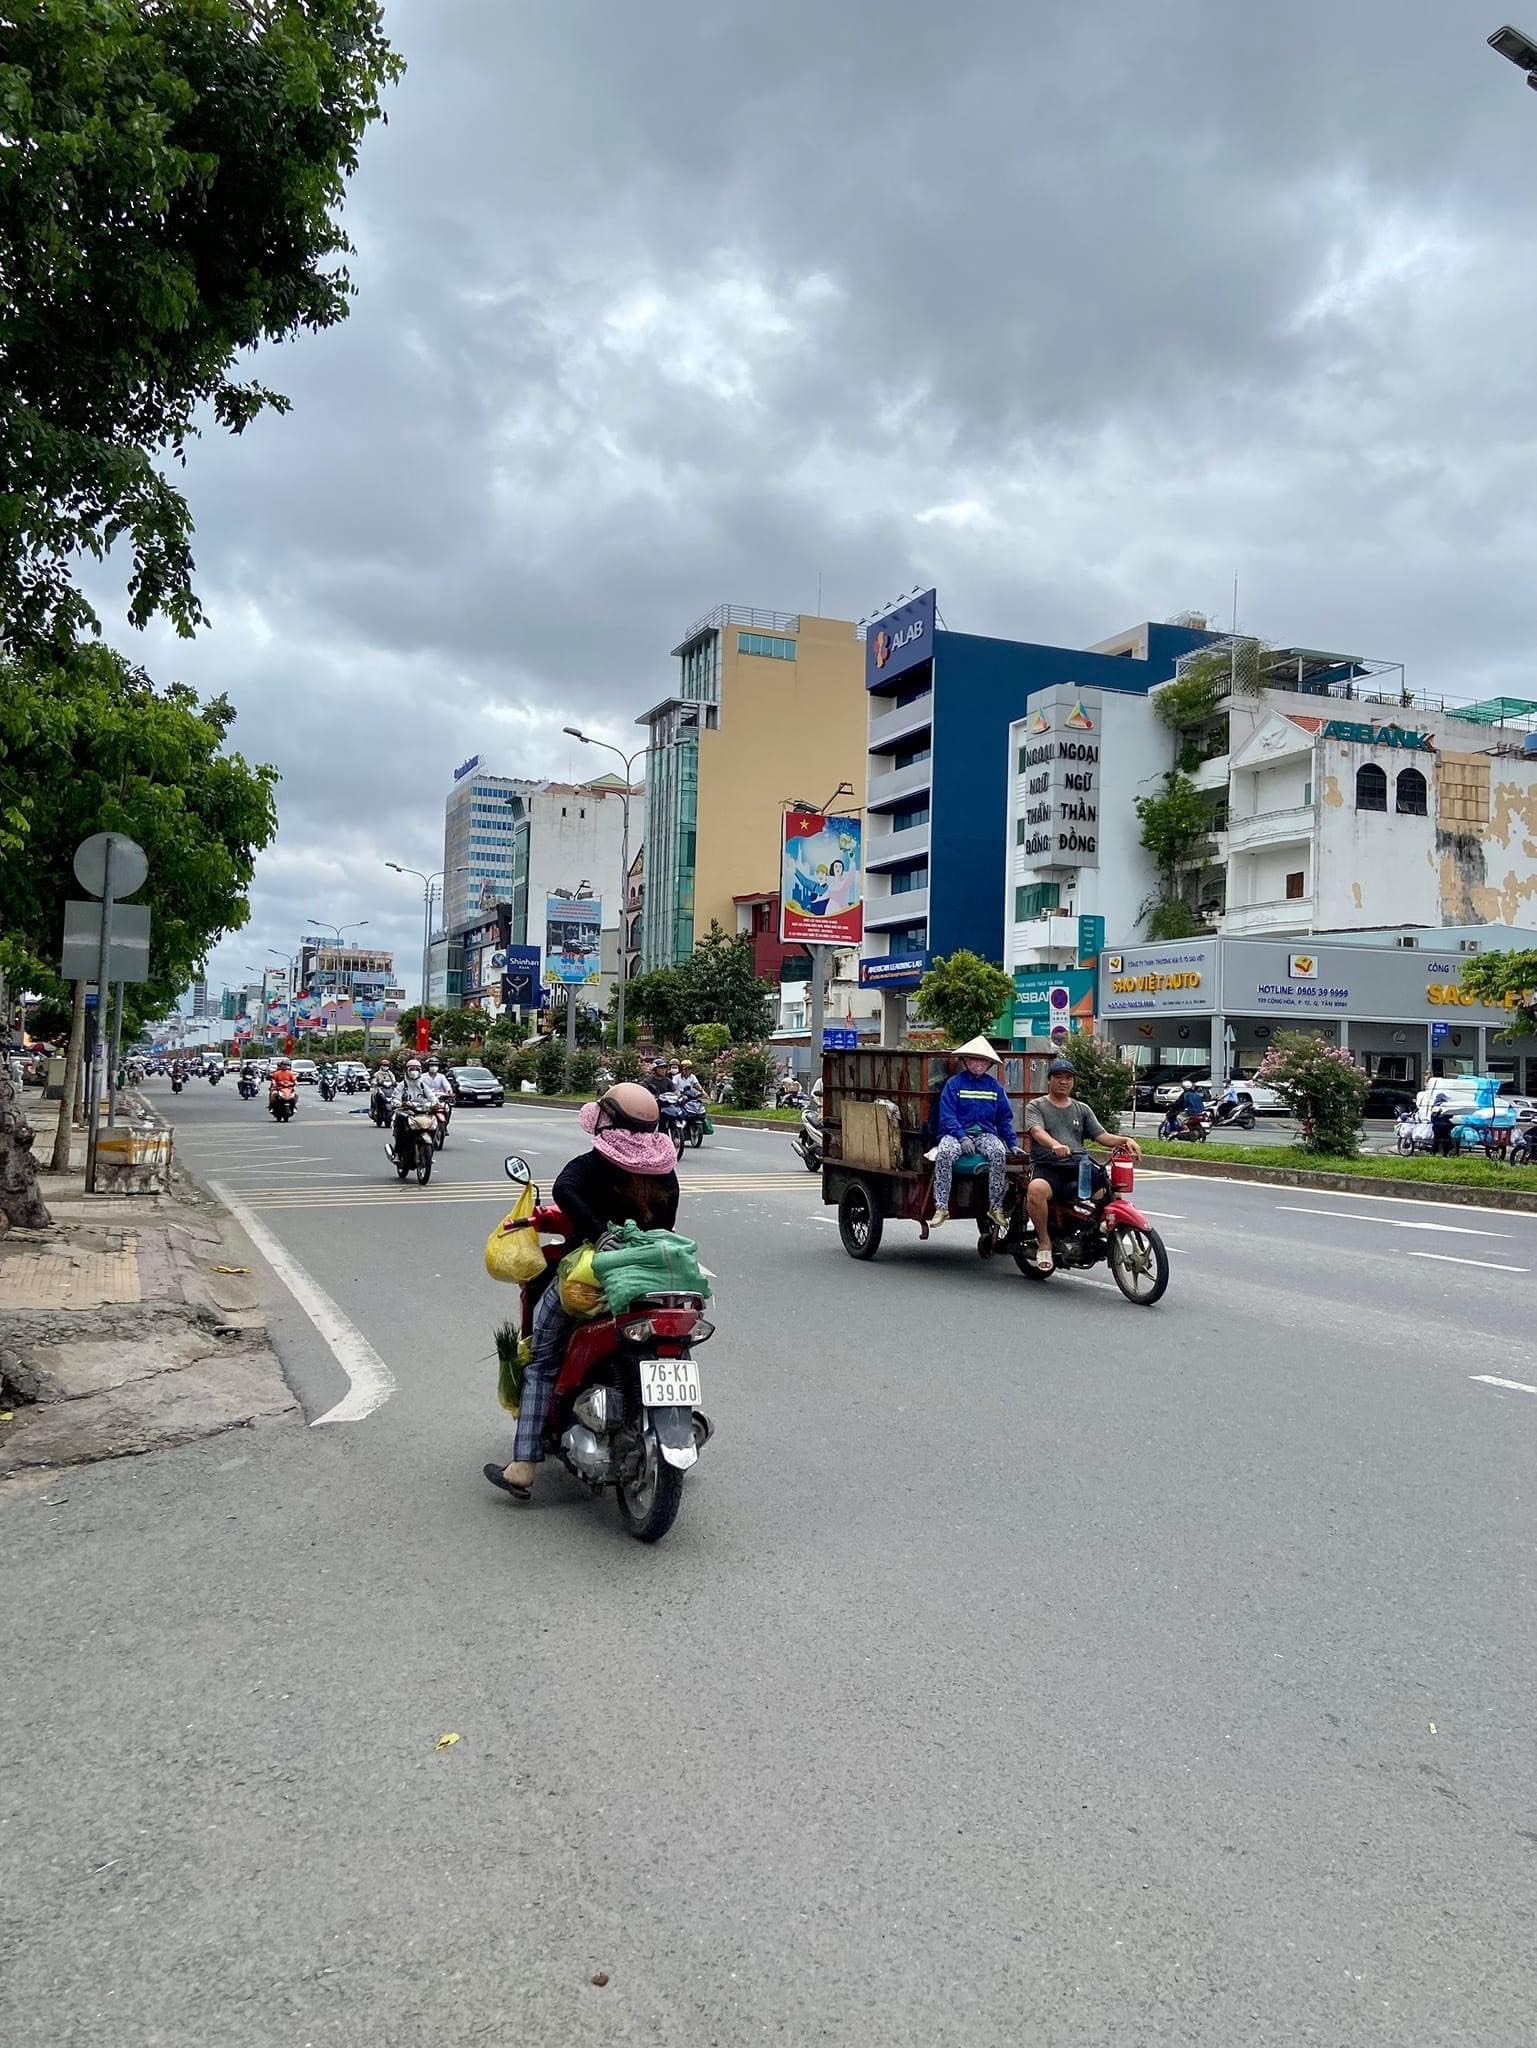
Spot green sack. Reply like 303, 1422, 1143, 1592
702, 1114, 714, 1135
591, 1221, 711, 1315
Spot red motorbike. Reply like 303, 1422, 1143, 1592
503, 1156, 713, 1543
1013, 1147, 1169, 1305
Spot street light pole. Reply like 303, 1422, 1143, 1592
305, 916, 368, 1053
1488, 23, 1537, 86
564, 728, 644, 1049
384, 865, 441, 1008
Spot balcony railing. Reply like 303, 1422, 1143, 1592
1226, 805, 1312, 856
867, 758, 933, 809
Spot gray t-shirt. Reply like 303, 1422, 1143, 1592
1025, 1094, 1106, 1164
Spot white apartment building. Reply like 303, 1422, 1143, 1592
1007, 643, 1537, 974
505, 777, 633, 1000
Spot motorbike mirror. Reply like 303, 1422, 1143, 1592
503, 1154, 531, 1184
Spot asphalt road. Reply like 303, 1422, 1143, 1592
4, 1080, 1534, 2047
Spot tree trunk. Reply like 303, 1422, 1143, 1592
50, 980, 87, 1173
0, 1069, 51, 1230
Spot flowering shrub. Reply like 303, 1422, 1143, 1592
1255, 1032, 1369, 1154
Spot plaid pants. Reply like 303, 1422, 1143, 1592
512, 1282, 572, 1465
932, 1132, 1009, 1211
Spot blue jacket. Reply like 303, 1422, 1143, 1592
938, 1070, 1017, 1148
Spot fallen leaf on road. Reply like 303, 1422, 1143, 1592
435, 1732, 461, 1751
591, 1972, 610, 1988
1428, 1722, 1437, 1735
211, 1264, 252, 1275
0, 1411, 12, 1422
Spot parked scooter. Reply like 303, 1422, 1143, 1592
792, 1078, 823, 1173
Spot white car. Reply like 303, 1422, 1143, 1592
288, 1059, 319, 1085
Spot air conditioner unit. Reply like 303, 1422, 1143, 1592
1460, 939, 1481, 953
1396, 935, 1417, 948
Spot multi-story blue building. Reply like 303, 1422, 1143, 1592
860, 591, 1221, 1021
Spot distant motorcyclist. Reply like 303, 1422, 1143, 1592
424, 1054, 456, 1110
386, 1057, 436, 1162
1160, 1081, 1208, 1141
674, 1060, 707, 1113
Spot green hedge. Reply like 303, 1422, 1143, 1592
1139, 1138, 1530, 1192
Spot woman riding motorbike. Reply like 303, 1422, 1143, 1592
484, 1082, 680, 1504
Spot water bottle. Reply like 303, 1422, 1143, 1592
1077, 1153, 1094, 1202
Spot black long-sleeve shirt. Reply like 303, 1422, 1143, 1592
550, 1150, 679, 1258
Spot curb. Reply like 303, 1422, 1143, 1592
504, 1093, 799, 1134
1140, 1151, 1537, 1212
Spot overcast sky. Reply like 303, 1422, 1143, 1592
105, 0, 1537, 1005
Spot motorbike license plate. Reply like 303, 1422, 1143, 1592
639, 1358, 702, 1409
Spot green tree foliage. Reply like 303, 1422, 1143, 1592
1060, 1035, 1131, 1134
685, 1022, 731, 1057
1460, 950, 1537, 1038
566, 1048, 600, 1098
1255, 1031, 1369, 1155
0, 644, 279, 1029
628, 926, 774, 1045
626, 968, 691, 1045
723, 1045, 776, 1111
535, 1039, 568, 1096
0, 0, 404, 649
1142, 897, 1202, 942
915, 950, 1014, 1047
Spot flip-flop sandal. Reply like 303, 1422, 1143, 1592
482, 1462, 532, 1501
1036, 1251, 1055, 1273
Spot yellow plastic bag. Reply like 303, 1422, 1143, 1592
484, 1181, 545, 1284
558, 1243, 607, 1320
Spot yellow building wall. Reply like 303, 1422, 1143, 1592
692, 613, 869, 940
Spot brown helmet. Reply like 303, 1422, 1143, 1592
596, 1081, 660, 1131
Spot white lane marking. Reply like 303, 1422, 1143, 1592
1411, 1252, 1529, 1275
1267, 1185, 1533, 1221
217, 1155, 333, 1167
1276, 1206, 1510, 1239
207, 1181, 396, 1426
1136, 1209, 1185, 1220
1470, 1375, 1537, 1394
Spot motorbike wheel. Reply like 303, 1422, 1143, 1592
670, 1127, 685, 1158
837, 1180, 883, 1259
1396, 1132, 1416, 1156
1236, 1107, 1255, 1130
1013, 1243, 1054, 1282
616, 1429, 684, 1544
432, 1122, 445, 1152
1108, 1224, 1169, 1306
689, 1123, 704, 1149
415, 1143, 432, 1186
798, 1142, 820, 1174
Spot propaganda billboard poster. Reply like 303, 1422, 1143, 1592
780, 811, 864, 946
545, 896, 604, 985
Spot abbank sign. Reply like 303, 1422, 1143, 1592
865, 588, 936, 691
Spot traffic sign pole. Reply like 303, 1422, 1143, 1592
84, 837, 115, 1192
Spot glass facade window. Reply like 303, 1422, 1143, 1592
1014, 882, 1061, 920
882, 920, 928, 952
891, 802, 930, 832
892, 741, 931, 771
892, 682, 930, 709
890, 862, 929, 895
1356, 763, 1387, 812
737, 632, 796, 661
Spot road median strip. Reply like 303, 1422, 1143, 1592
1135, 1140, 1537, 1212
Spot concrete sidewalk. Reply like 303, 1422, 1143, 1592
0, 1092, 298, 1485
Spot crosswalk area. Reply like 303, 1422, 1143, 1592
201, 1168, 814, 1212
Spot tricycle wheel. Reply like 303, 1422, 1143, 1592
837, 1180, 883, 1260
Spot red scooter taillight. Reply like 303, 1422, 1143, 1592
1110, 1156, 1135, 1195
621, 1308, 699, 1342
